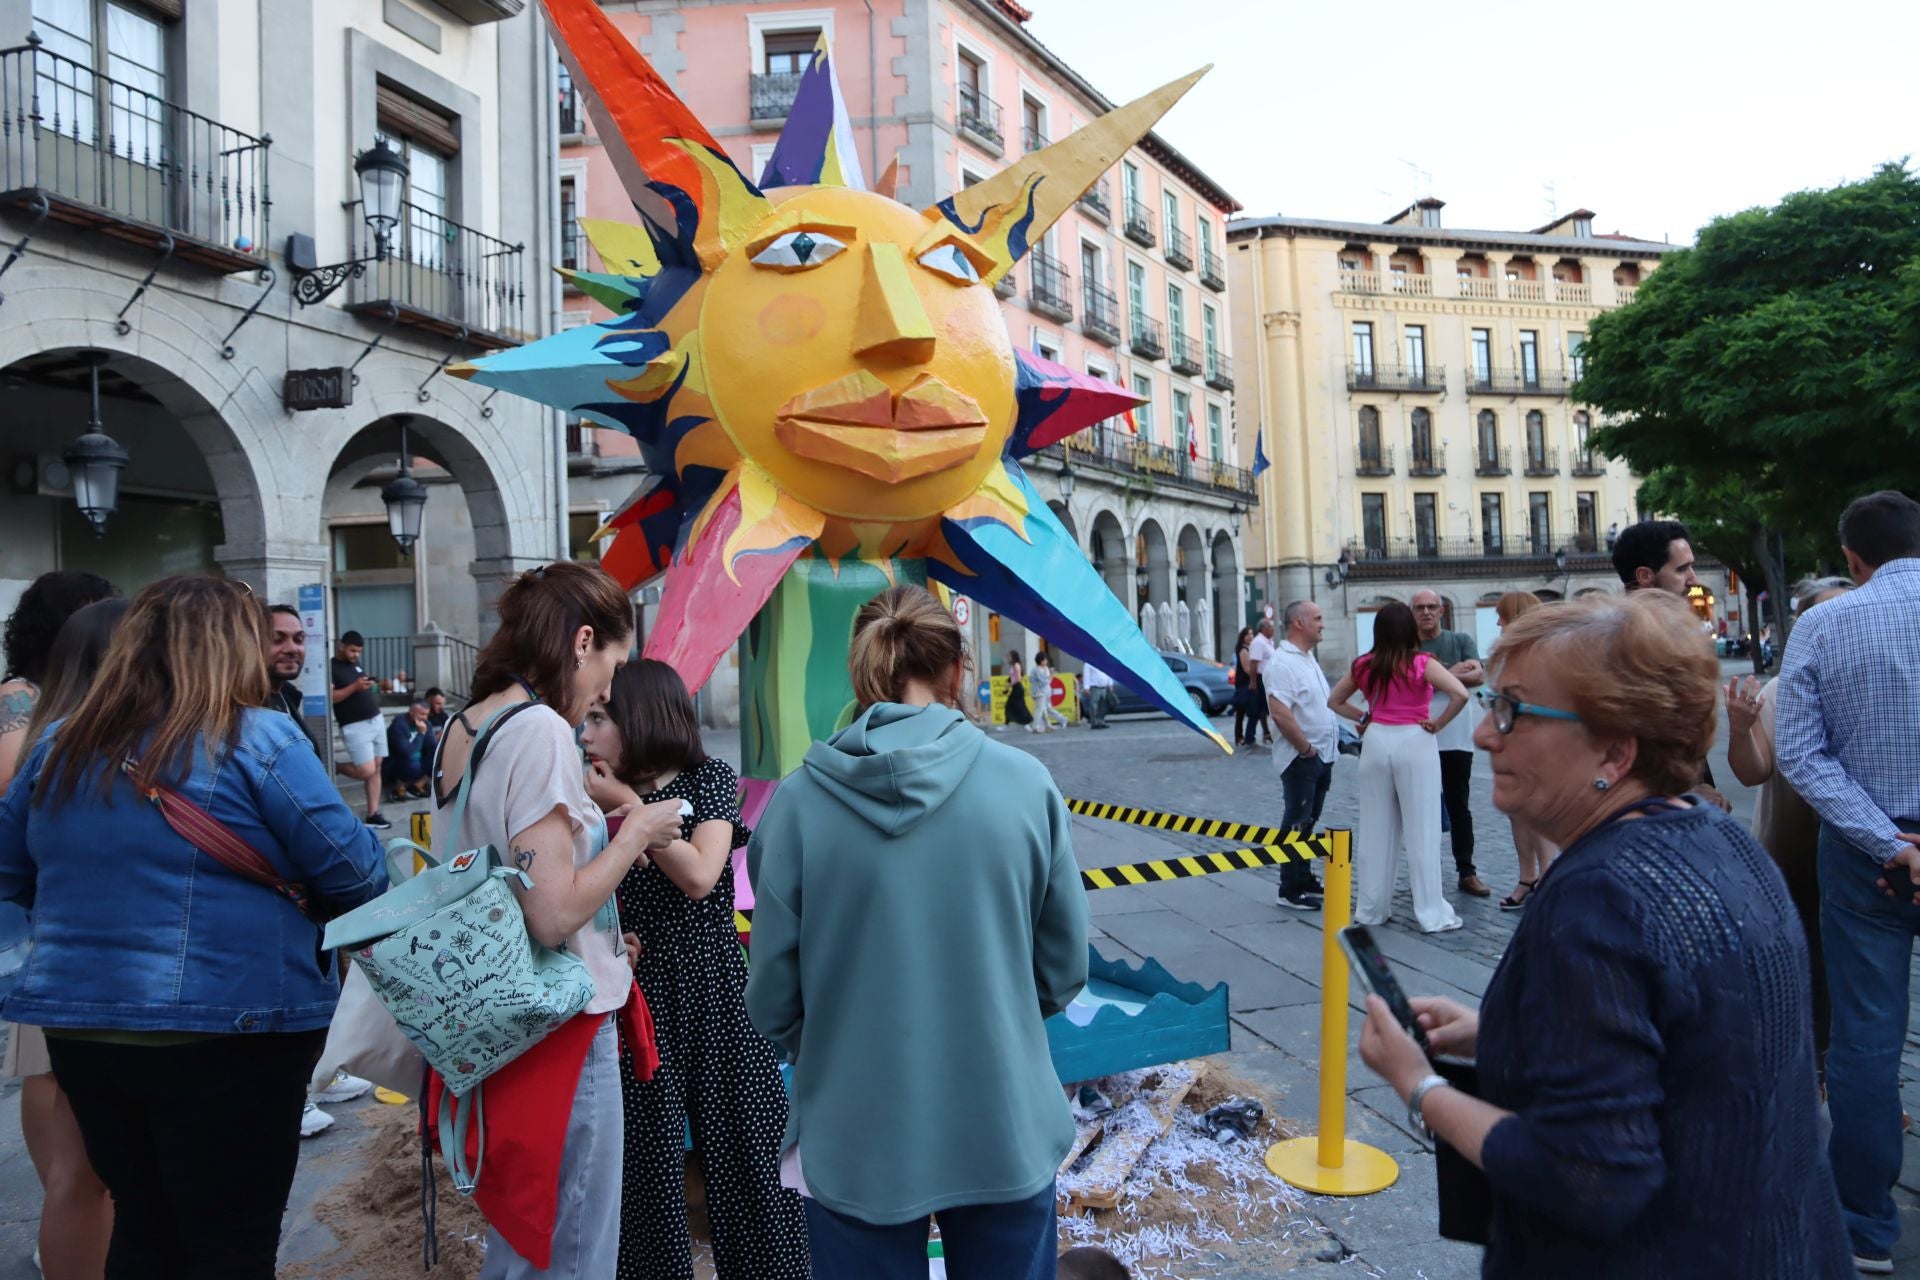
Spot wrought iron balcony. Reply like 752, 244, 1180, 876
1200, 244, 1225, 291
1475, 444, 1511, 477
750, 73, 803, 123
1164, 224, 1193, 272
1408, 445, 1446, 478
560, 224, 592, 274
559, 88, 584, 137
0, 39, 270, 274
1042, 423, 1256, 502
1571, 452, 1606, 477
1129, 313, 1165, 361
1346, 363, 1445, 393
1123, 198, 1155, 248
957, 87, 1004, 153
1022, 125, 1048, 153
1523, 446, 1560, 477
994, 267, 1016, 299
1205, 352, 1233, 391
1028, 249, 1072, 322
1078, 176, 1111, 222
1169, 333, 1202, 375
345, 200, 526, 349
1082, 281, 1120, 345
1345, 536, 1614, 575
1355, 444, 1394, 477
1466, 367, 1573, 396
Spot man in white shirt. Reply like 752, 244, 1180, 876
1263, 601, 1336, 910
1081, 661, 1115, 729
1246, 616, 1277, 747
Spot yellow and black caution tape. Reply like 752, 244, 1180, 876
1063, 797, 1305, 850
1078, 836, 1329, 891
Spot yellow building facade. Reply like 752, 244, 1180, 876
1227, 200, 1678, 664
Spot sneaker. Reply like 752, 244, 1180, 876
1277, 889, 1323, 911
300, 1100, 335, 1138
313, 1069, 372, 1104
364, 812, 392, 830
1853, 1252, 1893, 1275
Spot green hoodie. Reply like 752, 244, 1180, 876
745, 701, 1089, 1224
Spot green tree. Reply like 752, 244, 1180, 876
1577, 162, 1920, 658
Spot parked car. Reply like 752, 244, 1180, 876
1108, 649, 1235, 718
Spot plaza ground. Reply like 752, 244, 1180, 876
0, 658, 1915, 1276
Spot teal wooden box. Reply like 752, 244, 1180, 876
1045, 945, 1230, 1083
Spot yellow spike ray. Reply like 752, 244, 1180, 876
941, 459, 1032, 539
668, 137, 775, 270
930, 67, 1209, 282
578, 218, 661, 277
722, 465, 826, 584
873, 151, 903, 200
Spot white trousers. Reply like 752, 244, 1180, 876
1354, 723, 1461, 933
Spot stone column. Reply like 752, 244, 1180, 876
215, 539, 329, 610
470, 556, 555, 640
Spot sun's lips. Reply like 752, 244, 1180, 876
776, 370, 989, 482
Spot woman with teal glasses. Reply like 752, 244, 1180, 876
1356, 591, 1846, 1278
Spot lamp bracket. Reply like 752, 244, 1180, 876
348, 304, 401, 381
115, 234, 175, 334
0, 191, 50, 307
291, 257, 371, 307
417, 328, 472, 401
221, 267, 278, 359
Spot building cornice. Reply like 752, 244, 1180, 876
1226, 215, 1674, 259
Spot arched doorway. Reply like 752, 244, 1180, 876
1209, 529, 1239, 659
1137, 518, 1171, 607
1090, 509, 1131, 608
1175, 523, 1207, 657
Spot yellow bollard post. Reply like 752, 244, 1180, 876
1266, 828, 1400, 1195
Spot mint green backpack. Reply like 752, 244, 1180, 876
321, 702, 597, 1112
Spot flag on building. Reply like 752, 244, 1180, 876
1253, 433, 1270, 477
1186, 408, 1199, 461
1123, 406, 1139, 435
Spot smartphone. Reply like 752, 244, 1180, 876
1339, 925, 1430, 1056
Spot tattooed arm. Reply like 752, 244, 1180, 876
0, 681, 40, 794
505, 800, 681, 949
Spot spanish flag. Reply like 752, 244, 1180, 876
1123, 407, 1139, 435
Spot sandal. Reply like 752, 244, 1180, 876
1498, 880, 1537, 911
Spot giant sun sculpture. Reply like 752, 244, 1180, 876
457, 0, 1225, 801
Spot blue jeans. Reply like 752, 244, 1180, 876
803, 1181, 1057, 1280
1278, 753, 1333, 893
1820, 825, 1919, 1256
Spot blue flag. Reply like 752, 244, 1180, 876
1253, 433, 1271, 477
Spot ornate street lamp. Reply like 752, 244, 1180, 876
1176, 565, 1189, 598
290, 139, 412, 306
381, 415, 428, 556
1058, 463, 1075, 500
1134, 562, 1149, 602
65, 354, 129, 538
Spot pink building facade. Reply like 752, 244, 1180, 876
561, 0, 1250, 711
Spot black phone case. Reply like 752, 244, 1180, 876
1432, 1057, 1492, 1244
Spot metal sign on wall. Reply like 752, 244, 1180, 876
284, 367, 353, 411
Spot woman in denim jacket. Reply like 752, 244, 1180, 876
0, 574, 387, 1278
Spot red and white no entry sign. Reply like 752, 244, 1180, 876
953, 596, 972, 626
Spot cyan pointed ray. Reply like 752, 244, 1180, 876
930, 460, 1226, 749
450, 319, 673, 416
760, 35, 866, 191
1009, 347, 1145, 458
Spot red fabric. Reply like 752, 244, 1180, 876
423, 984, 657, 1269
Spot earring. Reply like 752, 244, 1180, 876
574, 657, 584, 670
1592, 777, 1611, 792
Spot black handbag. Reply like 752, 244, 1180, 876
1432, 1057, 1492, 1244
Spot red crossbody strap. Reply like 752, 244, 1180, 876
121, 757, 312, 914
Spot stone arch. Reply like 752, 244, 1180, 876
1089, 508, 1132, 608
1209, 529, 1239, 660
1136, 517, 1171, 608
1046, 499, 1078, 552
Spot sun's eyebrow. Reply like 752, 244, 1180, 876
909, 221, 996, 273
742, 208, 861, 258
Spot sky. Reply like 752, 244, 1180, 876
1022, 0, 1918, 245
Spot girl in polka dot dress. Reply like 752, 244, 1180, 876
581, 660, 809, 1280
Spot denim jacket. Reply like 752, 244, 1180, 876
0, 708, 388, 1034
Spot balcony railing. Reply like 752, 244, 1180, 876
1028, 249, 1072, 322
1169, 333, 1202, 375
1022, 124, 1048, 152
1616, 285, 1638, 305
751, 72, 803, 122
1506, 278, 1545, 302
1475, 444, 1511, 477
1339, 268, 1380, 293
1346, 536, 1612, 569
561, 224, 585, 273
345, 199, 526, 348
1078, 176, 1111, 222
1082, 281, 1120, 345
1571, 452, 1606, 477
1467, 367, 1573, 396
1523, 446, 1560, 477
1408, 444, 1445, 477
1390, 271, 1433, 296
1457, 275, 1497, 299
957, 86, 1004, 152
993, 267, 1016, 299
1356, 444, 1394, 476
1200, 244, 1225, 291
1123, 198, 1155, 248
1555, 280, 1591, 304
1164, 224, 1193, 271
1044, 422, 1257, 501
1347, 362, 1445, 393
1129, 313, 1165, 360
0, 39, 270, 273
559, 88, 584, 136
1205, 352, 1233, 391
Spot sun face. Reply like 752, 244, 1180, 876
699, 187, 1017, 526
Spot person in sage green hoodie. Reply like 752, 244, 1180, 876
746, 585, 1090, 1280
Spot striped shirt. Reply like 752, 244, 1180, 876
1775, 558, 1920, 863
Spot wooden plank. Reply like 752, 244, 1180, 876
1062, 1062, 1202, 1213
1058, 1113, 1105, 1177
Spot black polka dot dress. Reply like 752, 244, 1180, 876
614, 757, 810, 1280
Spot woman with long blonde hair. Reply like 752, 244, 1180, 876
1492, 591, 1558, 909
0, 574, 387, 1277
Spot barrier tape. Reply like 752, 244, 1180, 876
1063, 798, 1308, 850
1078, 837, 1329, 891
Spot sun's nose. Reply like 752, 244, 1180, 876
853, 241, 936, 363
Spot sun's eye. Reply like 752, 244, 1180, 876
750, 230, 845, 270
918, 243, 981, 285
